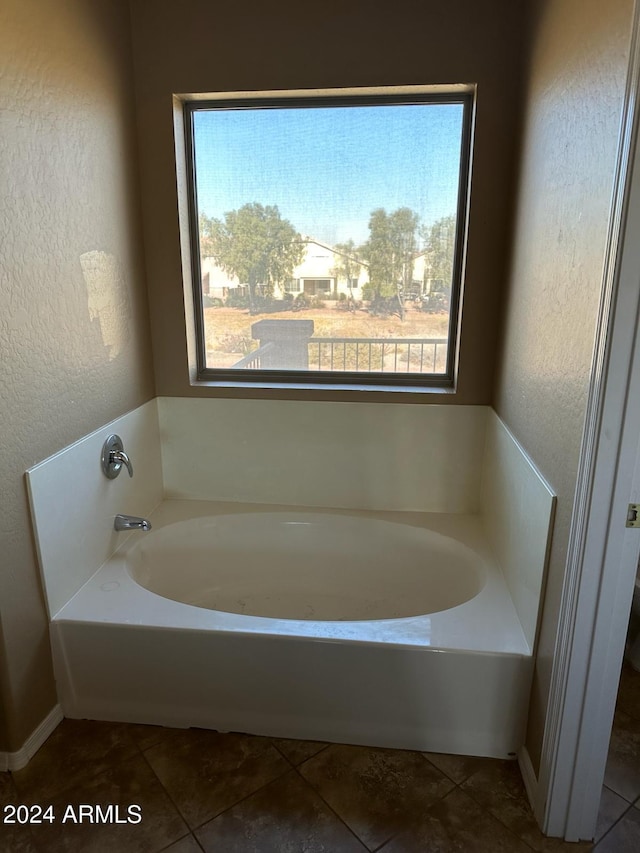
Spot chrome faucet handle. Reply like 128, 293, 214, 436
101, 435, 133, 479
110, 449, 133, 477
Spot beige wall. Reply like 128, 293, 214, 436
494, 0, 635, 773
0, 0, 154, 750
129, 0, 528, 404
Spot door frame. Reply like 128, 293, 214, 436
535, 2, 640, 839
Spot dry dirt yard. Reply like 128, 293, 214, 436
204, 303, 450, 372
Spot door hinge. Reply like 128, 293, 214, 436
626, 504, 640, 527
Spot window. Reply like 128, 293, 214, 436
185, 88, 473, 387
303, 279, 333, 295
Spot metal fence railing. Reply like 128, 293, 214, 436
308, 337, 447, 374
231, 341, 275, 369
230, 323, 447, 374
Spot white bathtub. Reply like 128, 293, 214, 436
51, 500, 533, 757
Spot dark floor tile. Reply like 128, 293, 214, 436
125, 723, 170, 751
195, 769, 367, 852
603, 710, 640, 802
595, 786, 631, 842
144, 729, 289, 829
0, 771, 39, 852
594, 804, 640, 852
378, 787, 532, 853
1, 770, 15, 802
11, 719, 138, 802
160, 835, 203, 853
461, 758, 583, 852
546, 840, 593, 851
270, 737, 328, 766
423, 752, 513, 785
299, 743, 454, 850
616, 664, 640, 721
0, 824, 39, 853
28, 753, 187, 853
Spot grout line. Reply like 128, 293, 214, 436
419, 751, 471, 785
601, 782, 638, 808
192, 835, 207, 853
369, 783, 543, 853
291, 761, 378, 852
188, 774, 294, 840
156, 832, 203, 852
138, 747, 195, 835
593, 800, 635, 849
457, 779, 545, 852
290, 746, 496, 852
188, 761, 294, 834
270, 739, 330, 768
365, 834, 396, 852
139, 735, 294, 835
447, 785, 543, 853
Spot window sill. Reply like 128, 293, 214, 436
190, 375, 457, 396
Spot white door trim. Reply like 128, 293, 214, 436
539, 1, 640, 839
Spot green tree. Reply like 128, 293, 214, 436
198, 211, 217, 259
421, 214, 457, 295
361, 207, 419, 320
203, 203, 304, 313
331, 239, 364, 301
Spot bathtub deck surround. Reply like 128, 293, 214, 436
26, 398, 554, 760
157, 397, 487, 512
26, 399, 163, 618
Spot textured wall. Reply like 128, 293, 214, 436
129, 0, 528, 404
494, 0, 634, 773
0, 0, 154, 750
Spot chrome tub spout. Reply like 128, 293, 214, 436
114, 514, 152, 532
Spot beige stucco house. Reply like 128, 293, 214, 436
201, 238, 368, 300
201, 238, 440, 301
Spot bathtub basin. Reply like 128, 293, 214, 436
127, 513, 485, 620
51, 500, 533, 757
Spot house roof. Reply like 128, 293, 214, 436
299, 237, 367, 267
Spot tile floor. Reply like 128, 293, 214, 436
1, 665, 639, 852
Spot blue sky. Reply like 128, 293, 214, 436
194, 101, 464, 247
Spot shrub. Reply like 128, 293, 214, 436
361, 283, 374, 302
217, 334, 253, 354
292, 292, 312, 310
226, 289, 249, 308
368, 295, 401, 317
336, 296, 361, 312
205, 295, 224, 308
251, 294, 277, 313
421, 292, 450, 313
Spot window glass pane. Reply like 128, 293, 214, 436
191, 97, 467, 378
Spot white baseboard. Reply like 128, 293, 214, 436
518, 745, 542, 825
0, 705, 63, 771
